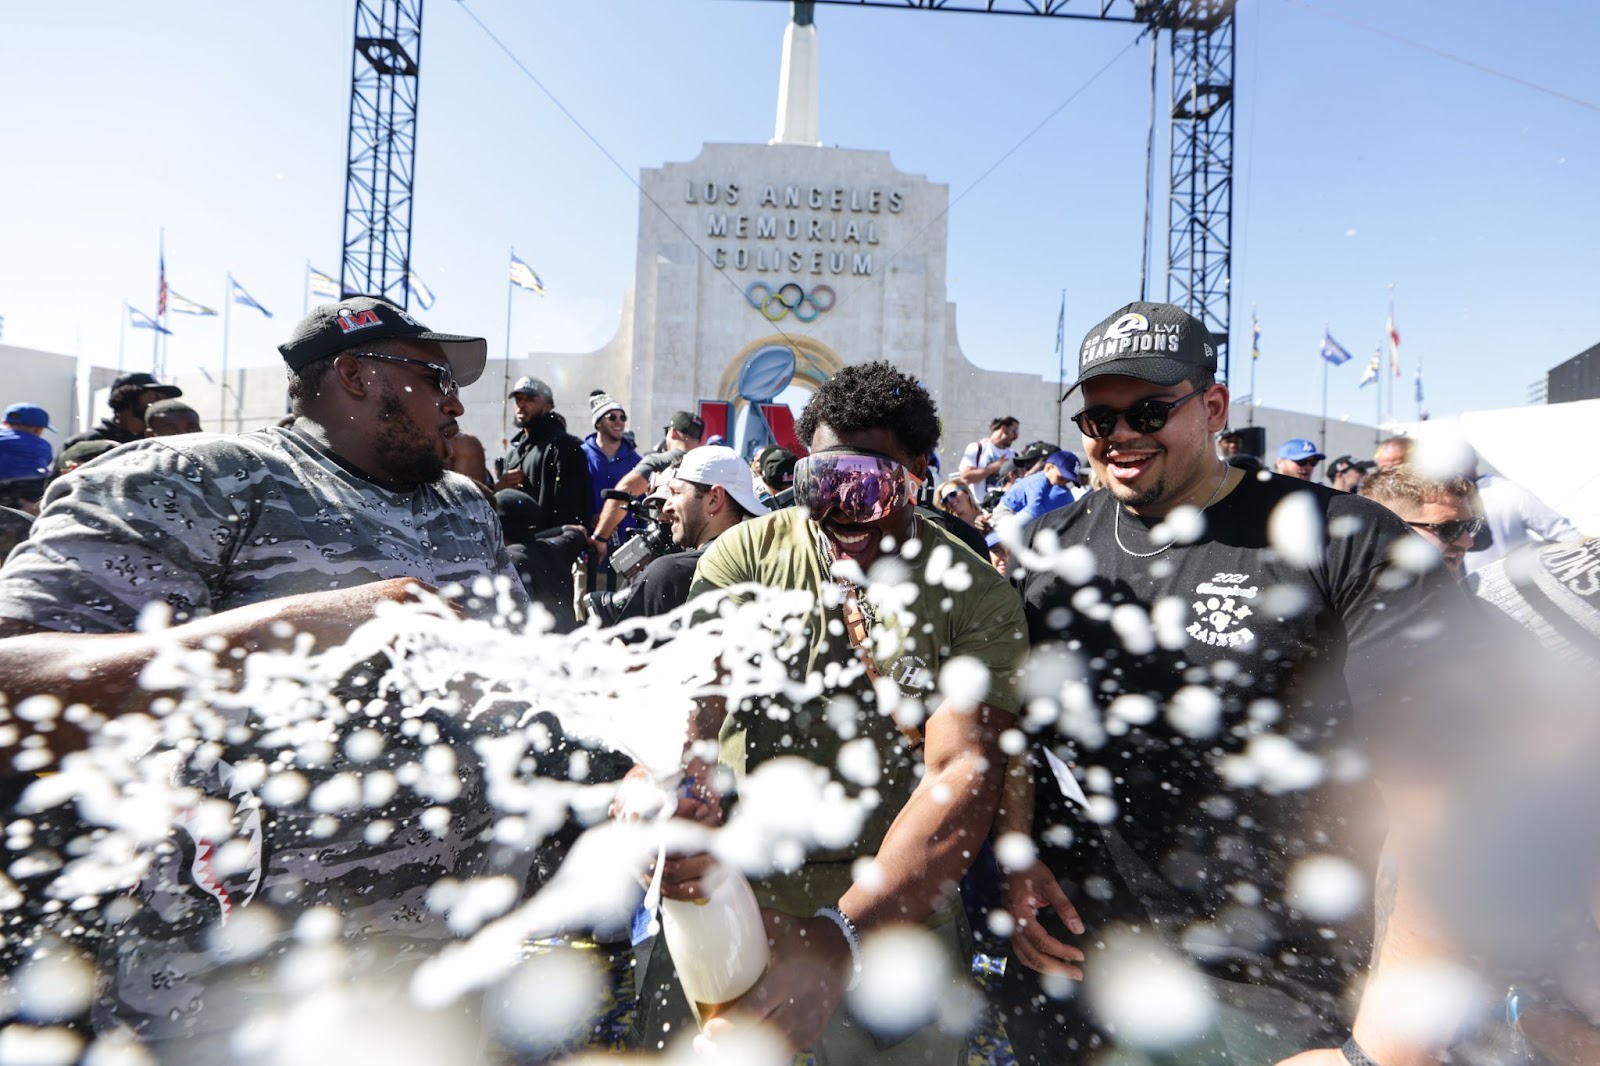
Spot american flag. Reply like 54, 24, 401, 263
1387, 309, 1401, 378
157, 246, 168, 318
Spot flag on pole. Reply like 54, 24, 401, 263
1415, 367, 1425, 404
406, 269, 436, 310
308, 266, 340, 300
1388, 308, 1402, 378
1359, 347, 1381, 388
129, 306, 172, 335
157, 247, 168, 318
510, 253, 545, 295
230, 278, 273, 318
166, 290, 218, 316
1320, 329, 1353, 365
1054, 293, 1066, 355
1251, 311, 1261, 361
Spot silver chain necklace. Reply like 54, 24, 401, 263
1112, 464, 1231, 558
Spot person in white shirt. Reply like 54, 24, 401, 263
1464, 452, 1579, 576
957, 415, 1019, 501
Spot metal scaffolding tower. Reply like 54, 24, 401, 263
742, 0, 1238, 379
340, 0, 425, 308
1164, 1, 1235, 376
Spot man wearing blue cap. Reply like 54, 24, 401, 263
0, 404, 55, 484
1274, 437, 1325, 480
993, 448, 1083, 527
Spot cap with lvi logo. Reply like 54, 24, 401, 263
278, 295, 487, 386
1063, 301, 1218, 398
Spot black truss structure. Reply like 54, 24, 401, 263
341, 0, 425, 308
742, 0, 1237, 378
1165, 1, 1234, 375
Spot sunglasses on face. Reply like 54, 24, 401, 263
1407, 517, 1485, 543
794, 451, 917, 525
1071, 385, 1206, 440
602, 411, 628, 423
938, 490, 968, 508
353, 352, 458, 397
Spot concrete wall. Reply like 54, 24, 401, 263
2, 345, 84, 438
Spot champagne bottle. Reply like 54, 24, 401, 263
659, 854, 768, 1025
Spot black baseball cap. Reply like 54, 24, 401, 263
111, 372, 182, 400
1326, 455, 1376, 481
1064, 301, 1218, 398
1016, 440, 1057, 466
757, 445, 798, 487
277, 296, 488, 386
668, 411, 705, 438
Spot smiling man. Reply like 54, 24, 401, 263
642, 361, 1029, 1062
0, 294, 525, 741
1001, 301, 1466, 1066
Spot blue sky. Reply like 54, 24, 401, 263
1, 0, 1595, 424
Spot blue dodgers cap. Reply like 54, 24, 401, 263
1045, 450, 1079, 478
3, 403, 53, 432
1276, 438, 1325, 463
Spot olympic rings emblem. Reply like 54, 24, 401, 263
745, 281, 836, 323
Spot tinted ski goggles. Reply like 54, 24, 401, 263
794, 451, 918, 524
1071, 385, 1205, 439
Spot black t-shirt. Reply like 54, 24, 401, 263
613, 546, 706, 623
1015, 471, 1466, 1010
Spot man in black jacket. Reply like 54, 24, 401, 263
50, 372, 182, 474
494, 375, 592, 546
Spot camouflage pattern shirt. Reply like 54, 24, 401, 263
0, 423, 528, 630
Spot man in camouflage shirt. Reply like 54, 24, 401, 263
0, 297, 534, 1053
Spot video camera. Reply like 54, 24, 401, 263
600, 488, 678, 586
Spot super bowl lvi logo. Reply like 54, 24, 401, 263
1187, 572, 1258, 649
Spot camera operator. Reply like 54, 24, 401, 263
605, 445, 764, 623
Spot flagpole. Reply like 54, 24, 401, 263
502, 246, 515, 450
1385, 284, 1396, 427
1320, 326, 1329, 453
1377, 330, 1386, 435
1247, 304, 1257, 429
221, 272, 233, 432
153, 230, 164, 374
1054, 288, 1066, 446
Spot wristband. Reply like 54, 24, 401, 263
813, 905, 862, 990
1341, 1037, 1383, 1066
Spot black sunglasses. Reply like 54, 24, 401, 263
602, 411, 628, 422
352, 351, 458, 397
1407, 517, 1485, 543
1071, 386, 1206, 439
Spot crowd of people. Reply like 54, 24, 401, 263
0, 294, 1593, 1066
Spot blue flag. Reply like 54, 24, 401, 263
1415, 368, 1425, 404
129, 306, 172, 335
231, 278, 273, 318
406, 270, 436, 311
510, 253, 545, 295
1320, 329, 1353, 365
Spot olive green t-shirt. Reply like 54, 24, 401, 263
690, 507, 1028, 912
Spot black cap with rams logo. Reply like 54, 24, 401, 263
278, 295, 488, 386
1063, 301, 1218, 398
